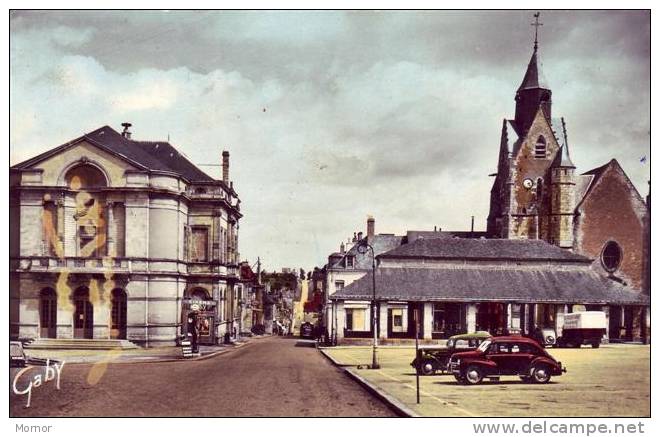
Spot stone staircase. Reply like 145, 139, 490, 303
26, 338, 139, 350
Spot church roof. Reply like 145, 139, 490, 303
330, 266, 649, 305
11, 125, 217, 184
517, 48, 550, 92
378, 237, 590, 263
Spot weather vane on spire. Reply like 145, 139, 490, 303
532, 12, 543, 51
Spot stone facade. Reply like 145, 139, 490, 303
10, 124, 243, 346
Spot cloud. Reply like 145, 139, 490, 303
9, 11, 650, 270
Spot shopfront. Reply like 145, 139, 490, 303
182, 296, 217, 345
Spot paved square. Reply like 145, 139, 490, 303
322, 344, 650, 417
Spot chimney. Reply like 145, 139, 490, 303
357, 231, 363, 241
340, 242, 345, 254
121, 122, 132, 139
222, 151, 230, 184
367, 216, 375, 242
352, 232, 357, 243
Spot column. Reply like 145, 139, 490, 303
335, 301, 345, 342
466, 303, 477, 333
423, 302, 433, 340
506, 303, 512, 332
602, 306, 610, 343
556, 304, 566, 339
379, 301, 388, 340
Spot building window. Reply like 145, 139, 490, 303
42, 201, 58, 256
601, 241, 623, 272
40, 288, 57, 338
390, 308, 405, 333
190, 227, 209, 262
79, 224, 98, 257
534, 136, 547, 158
345, 308, 367, 331
345, 256, 354, 268
335, 281, 344, 291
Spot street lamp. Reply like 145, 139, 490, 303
356, 240, 380, 369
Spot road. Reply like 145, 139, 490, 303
10, 336, 396, 417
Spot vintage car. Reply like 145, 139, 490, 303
10, 341, 26, 368
448, 336, 566, 385
411, 331, 491, 376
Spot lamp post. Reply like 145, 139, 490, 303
357, 240, 380, 369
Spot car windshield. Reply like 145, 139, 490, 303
477, 339, 492, 353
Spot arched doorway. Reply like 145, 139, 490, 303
40, 288, 57, 338
73, 287, 93, 339
111, 289, 127, 339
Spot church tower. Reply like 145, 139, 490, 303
514, 17, 552, 135
549, 119, 576, 248
487, 12, 576, 248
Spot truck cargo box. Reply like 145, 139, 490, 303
562, 311, 607, 330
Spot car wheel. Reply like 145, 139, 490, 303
420, 359, 436, 376
454, 375, 466, 384
464, 365, 484, 385
530, 365, 552, 384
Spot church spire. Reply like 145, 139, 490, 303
514, 12, 552, 134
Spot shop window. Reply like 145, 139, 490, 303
601, 241, 622, 272
346, 308, 367, 331
391, 308, 405, 333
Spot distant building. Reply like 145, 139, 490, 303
10, 124, 243, 346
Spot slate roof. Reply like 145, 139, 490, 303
405, 230, 488, 244
12, 125, 216, 183
330, 267, 649, 305
517, 48, 550, 92
329, 234, 404, 270
378, 238, 591, 263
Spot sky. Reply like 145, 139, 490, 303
9, 10, 650, 272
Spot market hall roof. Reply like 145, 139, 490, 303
329, 267, 649, 306
11, 125, 218, 184
378, 237, 591, 263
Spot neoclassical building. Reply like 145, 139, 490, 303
10, 123, 243, 346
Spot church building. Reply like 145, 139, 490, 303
328, 16, 650, 344
486, 20, 650, 340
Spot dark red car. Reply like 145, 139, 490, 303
448, 336, 566, 385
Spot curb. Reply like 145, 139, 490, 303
37, 339, 256, 366
319, 349, 419, 418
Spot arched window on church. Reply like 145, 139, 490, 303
534, 136, 547, 159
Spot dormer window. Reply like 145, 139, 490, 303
534, 136, 547, 158
345, 256, 354, 268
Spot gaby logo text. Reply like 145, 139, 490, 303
12, 360, 65, 408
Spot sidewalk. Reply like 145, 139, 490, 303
25, 335, 267, 364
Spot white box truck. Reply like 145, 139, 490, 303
557, 311, 607, 348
